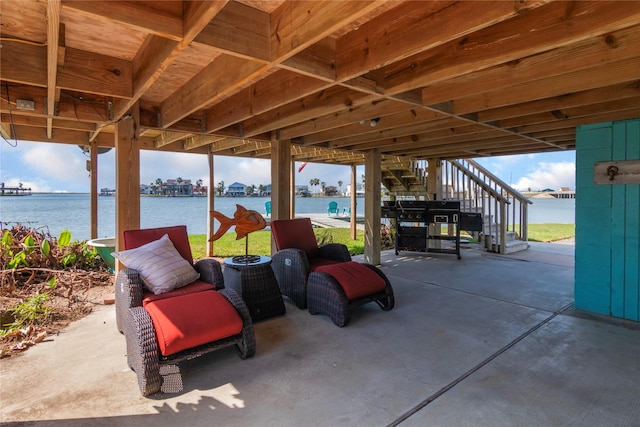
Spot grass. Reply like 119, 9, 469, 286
188, 223, 575, 259
189, 228, 365, 259
527, 223, 575, 242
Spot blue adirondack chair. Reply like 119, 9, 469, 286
265, 201, 272, 216
327, 201, 339, 216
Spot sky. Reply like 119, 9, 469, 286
0, 139, 576, 194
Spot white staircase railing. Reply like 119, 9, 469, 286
442, 159, 532, 254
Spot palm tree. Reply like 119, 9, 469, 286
155, 178, 163, 195
176, 177, 183, 195
338, 180, 343, 195
258, 184, 265, 196
321, 181, 326, 196
310, 178, 321, 194
217, 181, 225, 196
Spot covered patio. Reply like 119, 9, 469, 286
2, 2, 639, 423
2, 242, 640, 426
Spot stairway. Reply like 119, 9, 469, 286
381, 158, 531, 255
381, 158, 429, 196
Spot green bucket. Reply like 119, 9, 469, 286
87, 237, 116, 273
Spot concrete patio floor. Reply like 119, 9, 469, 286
2, 242, 640, 426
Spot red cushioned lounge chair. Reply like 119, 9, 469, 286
114, 225, 255, 396
271, 218, 351, 309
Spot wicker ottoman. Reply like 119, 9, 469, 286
224, 256, 286, 321
307, 261, 394, 327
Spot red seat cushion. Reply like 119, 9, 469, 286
309, 258, 343, 271
142, 280, 214, 306
271, 218, 319, 259
144, 290, 243, 356
314, 262, 387, 300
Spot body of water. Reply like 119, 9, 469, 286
0, 194, 574, 241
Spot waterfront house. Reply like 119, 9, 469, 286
139, 184, 152, 195
226, 182, 246, 197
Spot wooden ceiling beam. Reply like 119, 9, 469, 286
279, 38, 336, 82
203, 69, 331, 133
270, 0, 384, 63
154, 131, 192, 148
1, 114, 95, 132
346, 126, 499, 152
422, 24, 640, 106
335, 0, 549, 81
5, 124, 131, 147
113, 1, 228, 130
209, 139, 251, 153
160, 1, 386, 132
160, 54, 266, 127
384, 1, 640, 96
241, 86, 378, 137
478, 81, 640, 123
301, 108, 447, 146
327, 117, 462, 149
61, 1, 184, 40
496, 96, 640, 130
56, 47, 132, 98
454, 57, 640, 114
278, 98, 410, 140
46, 0, 61, 139
0, 42, 47, 87
401, 138, 544, 159
512, 107, 640, 134
182, 135, 226, 151
194, 1, 270, 62
0, 87, 111, 124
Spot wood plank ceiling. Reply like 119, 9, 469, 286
1, 0, 639, 166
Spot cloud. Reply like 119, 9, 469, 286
0, 141, 90, 192
513, 161, 575, 191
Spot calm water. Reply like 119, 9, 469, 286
0, 194, 574, 241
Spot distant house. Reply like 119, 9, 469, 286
227, 182, 247, 196
164, 178, 193, 196
140, 184, 152, 195
323, 185, 338, 196
295, 185, 310, 197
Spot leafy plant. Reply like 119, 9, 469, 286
7, 293, 53, 329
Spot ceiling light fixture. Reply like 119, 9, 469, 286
370, 117, 380, 127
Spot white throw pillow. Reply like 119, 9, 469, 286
112, 234, 200, 295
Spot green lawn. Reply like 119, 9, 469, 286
190, 228, 365, 259
527, 223, 575, 242
189, 223, 575, 259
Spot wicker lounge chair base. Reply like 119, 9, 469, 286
271, 218, 352, 310
126, 288, 256, 396
307, 263, 394, 327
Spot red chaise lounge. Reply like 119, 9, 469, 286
114, 225, 255, 396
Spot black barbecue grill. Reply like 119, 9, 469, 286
381, 200, 463, 259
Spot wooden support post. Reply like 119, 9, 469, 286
427, 159, 442, 248
270, 138, 291, 254
290, 156, 296, 218
206, 149, 215, 257
350, 164, 357, 240
89, 141, 98, 239
364, 149, 381, 265
115, 111, 140, 254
